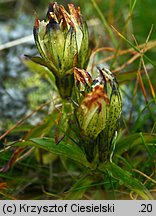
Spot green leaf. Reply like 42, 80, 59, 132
22, 56, 57, 91
91, 0, 117, 47
129, 0, 137, 14
115, 133, 156, 155
63, 175, 93, 200
24, 114, 58, 139
14, 137, 89, 167
133, 98, 156, 132
24, 55, 49, 68
104, 162, 153, 200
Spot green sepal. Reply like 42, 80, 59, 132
78, 21, 91, 69
98, 83, 122, 163
62, 27, 78, 73
33, 20, 48, 61
46, 20, 65, 71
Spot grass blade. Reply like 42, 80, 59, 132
111, 26, 156, 68
63, 175, 93, 200
91, 0, 118, 47
115, 133, 156, 155
105, 162, 153, 200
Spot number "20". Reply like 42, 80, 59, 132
140, 204, 152, 212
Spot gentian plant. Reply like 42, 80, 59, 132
1, 1, 154, 200
29, 2, 122, 165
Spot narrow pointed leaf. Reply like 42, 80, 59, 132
64, 176, 93, 200
115, 133, 156, 155
104, 162, 153, 200
13, 138, 89, 167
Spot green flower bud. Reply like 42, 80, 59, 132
31, 2, 90, 98
74, 67, 122, 163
